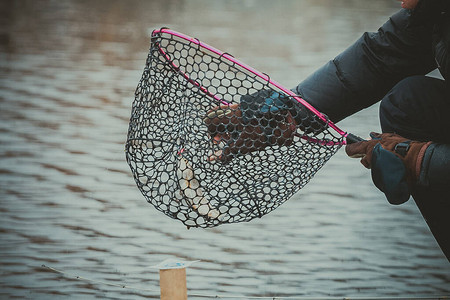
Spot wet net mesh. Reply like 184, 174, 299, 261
126, 29, 344, 228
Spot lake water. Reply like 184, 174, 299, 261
0, 0, 449, 299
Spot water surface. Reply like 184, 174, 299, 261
1, 1, 449, 299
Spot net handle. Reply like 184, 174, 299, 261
152, 28, 360, 144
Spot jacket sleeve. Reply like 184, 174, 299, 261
292, 9, 437, 123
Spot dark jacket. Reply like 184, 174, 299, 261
293, 4, 450, 123
291, 2, 450, 261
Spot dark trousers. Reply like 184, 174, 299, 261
379, 75, 450, 261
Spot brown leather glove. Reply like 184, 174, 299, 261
345, 132, 432, 204
204, 103, 297, 162
346, 132, 431, 185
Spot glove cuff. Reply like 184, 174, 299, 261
415, 141, 433, 180
417, 142, 435, 186
392, 139, 432, 184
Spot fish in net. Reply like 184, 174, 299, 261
125, 28, 361, 228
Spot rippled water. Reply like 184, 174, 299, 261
1, 1, 449, 299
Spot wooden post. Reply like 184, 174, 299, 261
159, 267, 187, 300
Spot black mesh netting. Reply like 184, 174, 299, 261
125, 29, 344, 228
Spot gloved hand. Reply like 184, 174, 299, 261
239, 90, 327, 135
204, 102, 297, 162
345, 132, 432, 204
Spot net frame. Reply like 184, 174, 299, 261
126, 28, 354, 228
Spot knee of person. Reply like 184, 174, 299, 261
379, 75, 448, 140
379, 77, 421, 133
380, 75, 445, 112
381, 75, 425, 105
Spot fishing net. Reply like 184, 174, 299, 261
126, 28, 345, 228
